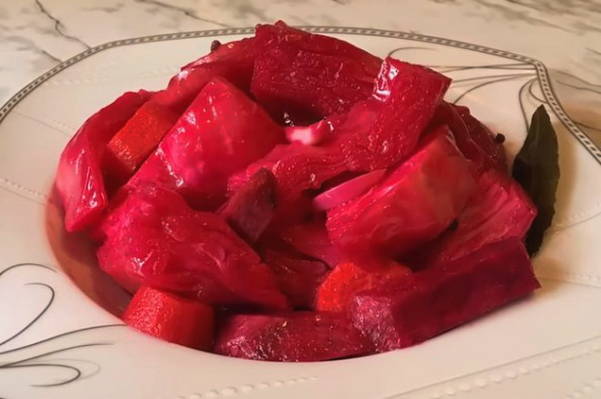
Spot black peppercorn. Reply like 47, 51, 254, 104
210, 40, 222, 52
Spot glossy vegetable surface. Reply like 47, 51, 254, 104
56, 21, 548, 362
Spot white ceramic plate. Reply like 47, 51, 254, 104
1, 27, 600, 399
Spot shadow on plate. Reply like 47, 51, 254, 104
45, 186, 131, 317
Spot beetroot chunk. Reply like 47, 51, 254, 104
431, 102, 490, 174
129, 77, 284, 210
215, 312, 372, 361
456, 105, 507, 172
316, 261, 410, 313
329, 58, 451, 171
154, 38, 256, 112
279, 220, 343, 267
251, 21, 382, 123
271, 57, 450, 172
351, 239, 540, 352
432, 103, 506, 174
97, 183, 288, 310
56, 90, 151, 232
260, 145, 346, 210
327, 126, 475, 260
423, 168, 537, 266
230, 59, 449, 220
219, 168, 276, 243
228, 143, 347, 224
261, 247, 329, 309
182, 37, 255, 81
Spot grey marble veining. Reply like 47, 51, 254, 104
474, 0, 572, 32
0, 0, 600, 121
34, 0, 91, 49
81, 3, 125, 13
135, 0, 232, 27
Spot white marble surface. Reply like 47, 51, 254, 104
1, 0, 600, 114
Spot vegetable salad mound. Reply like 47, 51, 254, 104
55, 21, 557, 362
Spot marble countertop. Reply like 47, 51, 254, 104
1, 0, 600, 112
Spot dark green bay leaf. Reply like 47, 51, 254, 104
512, 105, 560, 255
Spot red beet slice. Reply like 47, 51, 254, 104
351, 239, 540, 352
154, 38, 256, 112
97, 183, 288, 310
104, 101, 179, 184
261, 247, 329, 309
182, 37, 255, 77
218, 168, 276, 243
230, 59, 449, 220
328, 57, 451, 171
215, 312, 372, 361
327, 126, 475, 260
455, 105, 507, 172
56, 90, 152, 232
226, 144, 291, 192
101, 40, 259, 189
315, 262, 410, 313
251, 21, 382, 123
431, 102, 488, 173
279, 220, 343, 267
432, 103, 506, 174
256, 144, 346, 204
129, 77, 284, 210
423, 168, 537, 266
228, 143, 347, 224
122, 286, 214, 350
